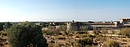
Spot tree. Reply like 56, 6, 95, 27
7, 22, 48, 47
0, 23, 4, 31
3, 22, 12, 30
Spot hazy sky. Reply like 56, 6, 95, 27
0, 0, 130, 22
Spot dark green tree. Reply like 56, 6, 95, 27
3, 22, 12, 29
0, 23, 4, 31
7, 22, 48, 47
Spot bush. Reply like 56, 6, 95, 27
3, 22, 12, 30
119, 28, 130, 38
105, 40, 120, 47
48, 44, 60, 47
42, 30, 53, 35
77, 37, 93, 47
7, 22, 48, 47
82, 34, 93, 38
95, 35, 106, 41
80, 26, 88, 31
60, 31, 68, 36
85, 45, 91, 47
75, 34, 94, 38
1, 31, 7, 36
73, 42, 82, 47
42, 29, 61, 35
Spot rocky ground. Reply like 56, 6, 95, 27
1, 34, 130, 47
0, 36, 8, 47
44, 34, 130, 47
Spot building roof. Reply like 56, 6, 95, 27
87, 23, 115, 25
122, 24, 130, 27
91, 25, 116, 27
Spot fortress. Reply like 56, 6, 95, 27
67, 18, 130, 31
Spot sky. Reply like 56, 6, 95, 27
0, 0, 130, 22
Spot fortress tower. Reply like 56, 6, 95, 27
67, 20, 80, 31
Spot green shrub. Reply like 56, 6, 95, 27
119, 28, 130, 38
77, 37, 93, 47
7, 22, 48, 47
105, 40, 120, 47
73, 42, 82, 47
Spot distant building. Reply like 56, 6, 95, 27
35, 22, 41, 25
85, 22, 119, 30
67, 18, 130, 31
50, 21, 55, 26
120, 18, 130, 24
67, 20, 80, 31
120, 18, 130, 27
